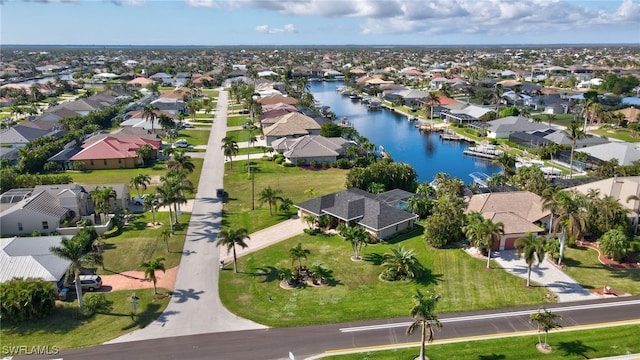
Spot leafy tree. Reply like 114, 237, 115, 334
320, 122, 342, 137
346, 161, 418, 193
599, 229, 629, 262
258, 186, 283, 216
50, 237, 102, 308
289, 242, 310, 276
529, 308, 562, 351
216, 227, 250, 273
381, 246, 422, 281
406, 289, 442, 360
424, 194, 466, 248
499, 106, 520, 118
513, 166, 549, 195
407, 196, 433, 219
130, 174, 151, 197
140, 257, 166, 295
515, 233, 547, 287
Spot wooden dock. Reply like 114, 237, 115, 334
439, 132, 463, 141
463, 150, 499, 159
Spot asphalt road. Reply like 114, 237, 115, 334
17, 296, 640, 360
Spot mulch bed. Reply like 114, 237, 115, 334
577, 241, 640, 270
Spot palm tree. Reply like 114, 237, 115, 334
221, 136, 240, 170
289, 243, 310, 276
337, 223, 368, 260
158, 113, 175, 134
381, 246, 422, 281
563, 121, 586, 179
142, 104, 158, 133
136, 144, 154, 167
130, 174, 151, 197
426, 92, 440, 121
90, 186, 116, 224
304, 187, 316, 198
515, 232, 547, 287
167, 151, 195, 174
494, 152, 516, 179
529, 307, 562, 351
140, 257, 166, 295
143, 194, 159, 225
216, 227, 250, 273
463, 214, 504, 268
548, 190, 587, 264
160, 227, 171, 253
258, 186, 283, 216
50, 237, 102, 308
406, 289, 442, 360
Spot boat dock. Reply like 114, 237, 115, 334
469, 172, 491, 187
463, 149, 499, 159
440, 132, 463, 140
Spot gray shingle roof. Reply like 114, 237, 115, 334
487, 116, 551, 134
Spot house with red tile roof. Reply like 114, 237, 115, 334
70, 136, 160, 170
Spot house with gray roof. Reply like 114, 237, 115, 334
0, 125, 55, 148
486, 116, 551, 139
0, 235, 70, 284
383, 89, 430, 109
0, 191, 69, 236
569, 142, 640, 166
295, 188, 419, 240
271, 135, 352, 165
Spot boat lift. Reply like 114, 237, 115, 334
469, 172, 491, 188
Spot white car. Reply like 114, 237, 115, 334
132, 194, 149, 205
175, 139, 189, 148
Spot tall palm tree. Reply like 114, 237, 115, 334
426, 92, 441, 121
130, 174, 151, 197
406, 289, 442, 360
158, 113, 175, 135
142, 104, 158, 133
545, 113, 557, 127
515, 232, 547, 287
221, 136, 240, 170
552, 190, 587, 264
464, 214, 504, 268
258, 186, 283, 216
289, 243, 310, 276
143, 194, 159, 225
563, 120, 586, 179
140, 257, 166, 295
167, 151, 195, 174
50, 237, 102, 308
90, 186, 116, 224
494, 152, 516, 179
216, 227, 250, 273
160, 227, 171, 253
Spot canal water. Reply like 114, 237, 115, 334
309, 81, 500, 184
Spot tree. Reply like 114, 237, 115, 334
258, 186, 283, 216
529, 307, 562, 351
337, 223, 368, 260
494, 152, 516, 179
599, 229, 629, 262
50, 237, 102, 308
424, 194, 466, 248
221, 136, 239, 170
167, 151, 195, 174
381, 246, 422, 281
216, 227, 250, 273
406, 289, 442, 360
160, 227, 172, 253
426, 92, 440, 121
140, 257, 166, 295
545, 189, 587, 265
0, 278, 57, 322
563, 120, 586, 179
304, 187, 316, 198
130, 174, 151, 197
463, 214, 504, 268
158, 113, 175, 136
289, 242, 310, 276
515, 233, 547, 287
142, 104, 158, 133
143, 193, 159, 225
90, 186, 116, 224
136, 144, 154, 167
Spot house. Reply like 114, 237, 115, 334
257, 94, 298, 106
70, 136, 161, 170
614, 107, 640, 123
0, 147, 19, 166
120, 109, 177, 130
83, 184, 130, 212
261, 113, 322, 146
271, 135, 353, 165
383, 89, 430, 109
0, 125, 61, 148
465, 191, 551, 250
569, 176, 640, 230
565, 142, 640, 166
150, 72, 174, 86
295, 188, 419, 240
150, 97, 185, 115
440, 104, 494, 124
486, 116, 551, 139
127, 77, 155, 87
0, 191, 69, 235
0, 236, 71, 285
33, 184, 91, 218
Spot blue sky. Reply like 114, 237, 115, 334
1, 0, 639, 46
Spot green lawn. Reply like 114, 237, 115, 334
227, 115, 250, 126
590, 128, 640, 143
237, 146, 271, 156
219, 231, 551, 327
324, 324, 640, 360
563, 247, 640, 295
1, 288, 170, 353
195, 113, 214, 119
228, 103, 244, 111
99, 211, 191, 273
201, 89, 219, 98
222, 159, 347, 233
226, 129, 253, 142
70, 158, 204, 199
174, 129, 210, 146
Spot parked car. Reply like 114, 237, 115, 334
72, 275, 102, 291
175, 139, 189, 148
132, 194, 149, 205
182, 123, 195, 129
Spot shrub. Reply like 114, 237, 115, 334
334, 158, 351, 169
103, 225, 121, 239
0, 278, 57, 322
296, 159, 306, 167
82, 293, 114, 317
274, 157, 284, 164
599, 229, 629, 262
322, 161, 330, 169
283, 162, 296, 167
310, 160, 319, 168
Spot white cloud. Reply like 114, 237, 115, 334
185, 0, 218, 8
255, 23, 299, 34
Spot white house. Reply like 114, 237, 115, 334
0, 236, 71, 284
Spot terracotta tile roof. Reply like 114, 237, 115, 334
466, 191, 549, 235
127, 77, 155, 85
257, 94, 298, 105
70, 136, 160, 161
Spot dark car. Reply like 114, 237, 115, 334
216, 188, 225, 198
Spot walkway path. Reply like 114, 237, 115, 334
493, 250, 601, 302
108, 90, 267, 344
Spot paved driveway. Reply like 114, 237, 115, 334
493, 250, 601, 302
